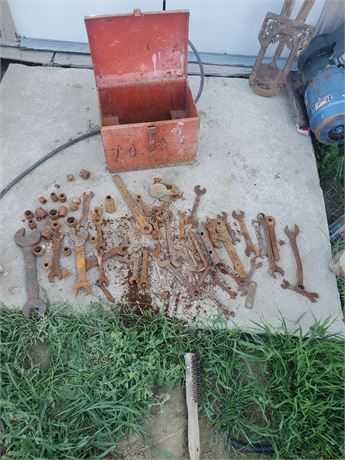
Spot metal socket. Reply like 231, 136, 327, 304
79, 169, 91, 180
49, 209, 59, 220
66, 174, 75, 182
39, 196, 47, 204
104, 195, 116, 213
50, 192, 58, 202
33, 244, 45, 256
63, 246, 72, 257
35, 207, 47, 221
69, 203, 79, 212
41, 226, 53, 240
28, 219, 37, 229
58, 206, 68, 218
66, 216, 77, 227
24, 210, 34, 220
58, 193, 67, 203
50, 221, 62, 231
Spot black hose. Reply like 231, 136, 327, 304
0, 128, 100, 200
188, 39, 204, 103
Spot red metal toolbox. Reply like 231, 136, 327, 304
85, 9, 200, 172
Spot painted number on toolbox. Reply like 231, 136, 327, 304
114, 145, 137, 161
311, 94, 333, 113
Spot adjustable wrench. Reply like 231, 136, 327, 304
187, 185, 206, 227
113, 175, 153, 235
232, 210, 259, 257
281, 225, 319, 303
76, 191, 94, 229
68, 228, 92, 295
14, 228, 47, 318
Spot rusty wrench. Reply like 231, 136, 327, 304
281, 225, 319, 302
188, 185, 206, 227
266, 216, 280, 261
164, 212, 181, 268
14, 228, 47, 318
113, 175, 153, 235
259, 213, 284, 278
232, 210, 259, 257
76, 191, 94, 229
68, 228, 92, 295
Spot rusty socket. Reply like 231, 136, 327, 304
63, 246, 72, 256
33, 244, 45, 256
58, 193, 67, 203
58, 206, 68, 218
41, 226, 53, 240
72, 196, 81, 204
66, 174, 75, 182
104, 195, 116, 213
66, 216, 77, 227
35, 207, 47, 221
89, 235, 97, 245
49, 209, 59, 220
24, 210, 34, 220
54, 183, 61, 189
28, 219, 37, 229
79, 169, 91, 180
69, 202, 79, 212
50, 221, 62, 231
43, 261, 51, 271
39, 196, 47, 204
50, 192, 58, 202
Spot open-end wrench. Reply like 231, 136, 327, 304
113, 175, 153, 235
219, 212, 240, 245
68, 228, 92, 295
139, 248, 149, 288
259, 213, 284, 279
188, 229, 209, 270
281, 224, 319, 303
198, 225, 222, 267
266, 216, 280, 261
156, 258, 199, 296
164, 212, 181, 268
197, 265, 213, 287
205, 218, 221, 248
187, 185, 206, 228
178, 211, 187, 240
129, 250, 142, 285
153, 259, 171, 299
85, 244, 128, 271
238, 257, 262, 296
14, 228, 47, 318
215, 219, 247, 279
76, 191, 94, 229
93, 218, 105, 251
212, 276, 237, 299
96, 248, 109, 287
252, 219, 267, 258
96, 279, 115, 303
232, 210, 259, 257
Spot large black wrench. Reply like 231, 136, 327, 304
14, 228, 47, 318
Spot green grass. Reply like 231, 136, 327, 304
332, 240, 345, 309
1, 305, 344, 459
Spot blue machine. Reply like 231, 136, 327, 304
297, 23, 344, 145
304, 68, 344, 144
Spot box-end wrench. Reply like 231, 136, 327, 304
281, 225, 319, 303
113, 175, 153, 235
14, 228, 47, 318
68, 228, 92, 295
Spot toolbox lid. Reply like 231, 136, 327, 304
85, 9, 189, 87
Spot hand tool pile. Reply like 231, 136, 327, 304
15, 171, 319, 319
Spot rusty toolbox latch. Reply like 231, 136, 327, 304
148, 126, 157, 150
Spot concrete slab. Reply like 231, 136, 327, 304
0, 64, 343, 333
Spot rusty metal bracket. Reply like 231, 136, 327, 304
249, 0, 315, 96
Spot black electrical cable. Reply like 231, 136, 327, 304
0, 41, 204, 201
